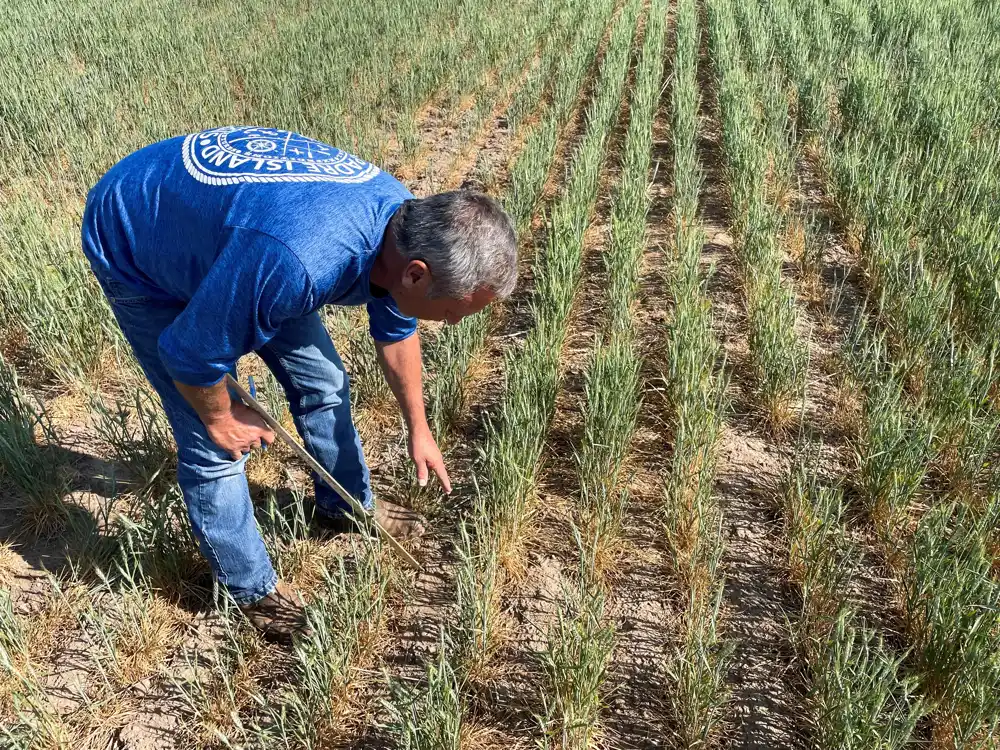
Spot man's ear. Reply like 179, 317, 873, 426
402, 259, 430, 289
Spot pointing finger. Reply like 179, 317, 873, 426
433, 460, 452, 494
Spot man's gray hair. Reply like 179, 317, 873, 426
390, 190, 518, 300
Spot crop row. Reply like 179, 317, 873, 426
707, 0, 806, 432
534, 2, 671, 746
661, 1, 731, 745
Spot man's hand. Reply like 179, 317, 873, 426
408, 426, 452, 494
375, 334, 451, 493
175, 379, 275, 461
205, 403, 276, 461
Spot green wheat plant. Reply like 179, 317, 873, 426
536, 536, 616, 750
809, 608, 923, 750
661, 3, 734, 747
113, 483, 206, 599
426, 313, 491, 443
453, 513, 504, 681
666, 585, 733, 750
384, 632, 465, 750
783, 448, 855, 639
92, 387, 175, 497
0, 353, 69, 535
853, 369, 933, 546
577, 337, 640, 551
904, 500, 1000, 747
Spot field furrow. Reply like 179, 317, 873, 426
695, 1, 806, 746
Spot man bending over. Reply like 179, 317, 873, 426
81, 126, 517, 642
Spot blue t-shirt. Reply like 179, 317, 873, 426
82, 126, 417, 387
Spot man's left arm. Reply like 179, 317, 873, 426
375, 333, 452, 494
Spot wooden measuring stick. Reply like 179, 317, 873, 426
225, 374, 421, 571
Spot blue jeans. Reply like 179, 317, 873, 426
96, 274, 374, 605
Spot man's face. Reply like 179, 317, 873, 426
389, 258, 498, 324
396, 286, 496, 325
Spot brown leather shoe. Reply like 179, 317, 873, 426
312, 500, 426, 541
240, 581, 312, 644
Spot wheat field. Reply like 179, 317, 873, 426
1, 0, 999, 748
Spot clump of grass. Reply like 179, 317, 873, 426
78, 568, 183, 689
172, 605, 272, 748
904, 500, 1000, 746
114, 484, 206, 600
347, 326, 395, 417
0, 352, 69, 535
783, 446, 855, 638
255, 549, 393, 746
536, 536, 616, 749
666, 586, 733, 750
453, 513, 504, 682
0, 583, 79, 748
786, 208, 825, 303
577, 337, 640, 553
259, 487, 338, 593
92, 387, 175, 497
810, 608, 923, 750
849, 361, 933, 546
426, 313, 491, 443
384, 632, 465, 750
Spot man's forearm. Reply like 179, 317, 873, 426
175, 378, 275, 460
375, 334, 429, 434
175, 379, 232, 424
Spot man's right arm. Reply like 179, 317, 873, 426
174, 380, 275, 461
158, 228, 314, 459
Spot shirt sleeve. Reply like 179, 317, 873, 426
158, 227, 315, 386
367, 295, 417, 343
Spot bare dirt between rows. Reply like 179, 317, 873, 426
595, 19, 681, 746
693, 19, 808, 749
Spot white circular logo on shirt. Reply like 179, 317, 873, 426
182, 126, 380, 186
